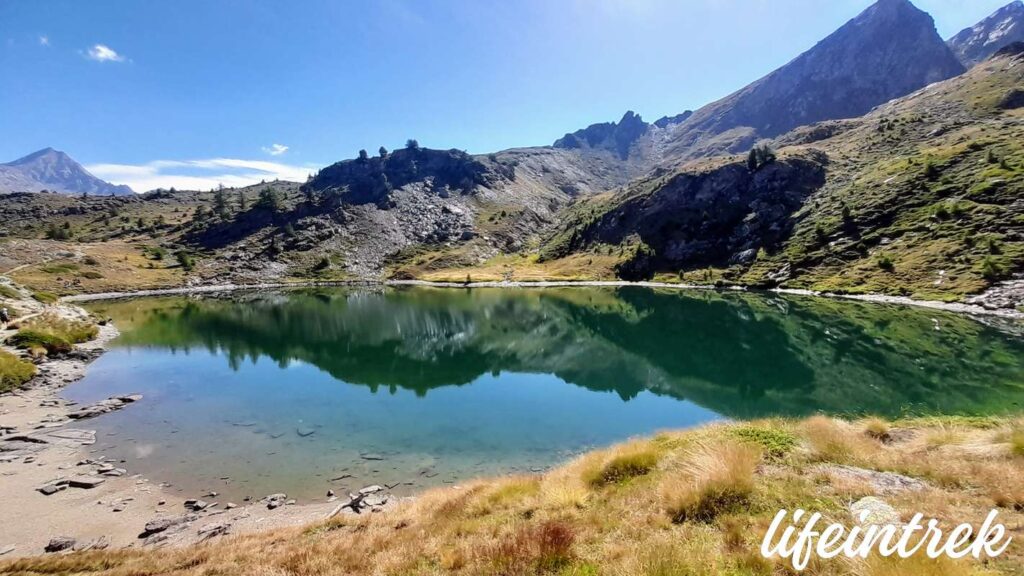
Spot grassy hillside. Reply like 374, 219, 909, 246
3, 415, 1022, 575
526, 46, 1024, 301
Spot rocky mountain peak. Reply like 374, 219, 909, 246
552, 110, 651, 160
660, 0, 964, 160
948, 1, 1024, 67
0, 148, 134, 196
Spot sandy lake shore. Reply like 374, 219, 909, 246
0, 301, 394, 559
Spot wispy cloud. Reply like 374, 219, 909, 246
86, 157, 317, 193
39, 35, 49, 46
85, 44, 125, 62
262, 143, 289, 156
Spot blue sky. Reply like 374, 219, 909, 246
0, 0, 1013, 191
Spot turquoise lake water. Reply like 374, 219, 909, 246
68, 287, 1024, 502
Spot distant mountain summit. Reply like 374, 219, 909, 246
0, 148, 134, 196
550, 0, 965, 165
948, 1, 1024, 67
659, 0, 965, 159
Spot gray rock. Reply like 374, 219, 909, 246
141, 514, 196, 537
67, 395, 142, 420
66, 476, 105, 489
37, 484, 66, 496
264, 493, 287, 509
850, 496, 900, 526
197, 522, 231, 540
296, 427, 315, 437
75, 536, 110, 551
817, 464, 927, 494
44, 536, 75, 553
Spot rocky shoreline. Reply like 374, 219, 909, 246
59, 277, 1024, 320
0, 301, 398, 559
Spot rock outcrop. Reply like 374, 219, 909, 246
542, 152, 827, 279
553, 111, 652, 160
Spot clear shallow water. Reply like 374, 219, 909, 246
69, 287, 1024, 502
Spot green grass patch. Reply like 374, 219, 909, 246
8, 314, 98, 355
40, 263, 80, 274
729, 425, 799, 459
1011, 429, 1024, 458
0, 284, 20, 300
896, 415, 1006, 429
585, 448, 660, 487
8, 329, 73, 355
32, 291, 59, 304
0, 350, 36, 393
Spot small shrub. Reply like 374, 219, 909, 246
80, 271, 104, 280
176, 251, 196, 272
586, 447, 659, 487
877, 253, 895, 271
0, 350, 36, 393
313, 257, 330, 271
82, 256, 100, 266
980, 256, 1006, 282
662, 441, 760, 523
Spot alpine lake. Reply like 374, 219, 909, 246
68, 286, 1024, 503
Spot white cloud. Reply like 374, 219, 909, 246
262, 143, 289, 156
86, 44, 125, 62
39, 35, 49, 46
86, 157, 317, 193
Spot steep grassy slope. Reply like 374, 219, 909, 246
533, 45, 1024, 301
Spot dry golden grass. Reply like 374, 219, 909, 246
8, 239, 186, 295
660, 441, 761, 524
802, 415, 878, 464
862, 417, 891, 440
3, 416, 1024, 575
1010, 426, 1024, 458
924, 424, 969, 450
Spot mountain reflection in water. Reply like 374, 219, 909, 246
88, 286, 1024, 419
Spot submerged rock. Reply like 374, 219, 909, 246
67, 395, 142, 420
